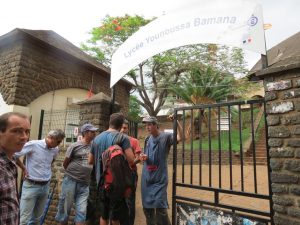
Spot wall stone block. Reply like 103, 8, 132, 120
271, 172, 299, 184
296, 79, 300, 87
274, 214, 300, 225
267, 115, 280, 126
288, 139, 300, 147
272, 184, 288, 194
268, 139, 283, 147
290, 185, 300, 196
294, 149, 300, 158
294, 101, 300, 112
281, 113, 300, 125
273, 204, 288, 214
267, 101, 294, 114
265, 91, 277, 101
288, 207, 300, 218
269, 147, 294, 158
268, 126, 290, 138
284, 89, 300, 99
266, 80, 292, 91
284, 159, 300, 172
270, 158, 283, 171
273, 195, 294, 206
293, 126, 300, 135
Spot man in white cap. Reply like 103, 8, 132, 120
141, 116, 183, 225
55, 123, 97, 225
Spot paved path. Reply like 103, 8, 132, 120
134, 165, 270, 225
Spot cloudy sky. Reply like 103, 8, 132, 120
1, 0, 299, 67
0, 0, 300, 112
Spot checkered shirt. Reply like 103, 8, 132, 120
0, 151, 19, 225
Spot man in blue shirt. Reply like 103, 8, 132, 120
88, 113, 135, 225
15, 129, 65, 225
141, 116, 183, 225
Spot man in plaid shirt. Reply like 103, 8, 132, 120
0, 112, 31, 225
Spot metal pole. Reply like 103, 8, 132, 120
261, 29, 269, 69
110, 85, 116, 115
38, 110, 45, 140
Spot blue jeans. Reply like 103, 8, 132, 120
20, 180, 50, 225
55, 175, 89, 223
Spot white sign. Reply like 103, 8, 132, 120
217, 117, 230, 131
111, 0, 265, 87
73, 127, 79, 137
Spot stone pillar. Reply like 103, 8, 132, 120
264, 76, 300, 225
77, 92, 121, 225
77, 92, 121, 132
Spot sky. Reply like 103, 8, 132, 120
1, 0, 299, 67
0, 0, 300, 112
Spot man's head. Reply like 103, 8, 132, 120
142, 116, 159, 135
80, 123, 97, 141
120, 119, 129, 135
0, 112, 31, 158
45, 129, 65, 149
109, 113, 125, 131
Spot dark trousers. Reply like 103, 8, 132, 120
143, 208, 171, 225
121, 170, 138, 225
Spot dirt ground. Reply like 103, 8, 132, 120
134, 164, 270, 225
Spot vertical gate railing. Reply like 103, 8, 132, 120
38, 109, 80, 144
172, 99, 273, 225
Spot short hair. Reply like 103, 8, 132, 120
47, 129, 65, 139
109, 113, 125, 130
0, 112, 28, 132
123, 119, 129, 125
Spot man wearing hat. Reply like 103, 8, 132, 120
141, 115, 183, 225
55, 123, 97, 225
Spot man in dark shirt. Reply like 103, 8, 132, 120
0, 112, 31, 225
55, 123, 97, 225
88, 113, 135, 225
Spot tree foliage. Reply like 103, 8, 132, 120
128, 95, 143, 122
82, 15, 252, 116
171, 66, 235, 105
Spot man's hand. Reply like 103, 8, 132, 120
168, 114, 175, 121
22, 169, 29, 179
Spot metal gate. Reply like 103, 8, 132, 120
172, 99, 273, 225
38, 109, 80, 143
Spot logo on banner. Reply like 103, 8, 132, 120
247, 15, 258, 26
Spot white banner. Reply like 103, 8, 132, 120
111, 0, 265, 87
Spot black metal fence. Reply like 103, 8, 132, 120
38, 109, 81, 143
38, 109, 139, 141
172, 99, 273, 225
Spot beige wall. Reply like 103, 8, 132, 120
28, 88, 87, 139
1, 89, 87, 139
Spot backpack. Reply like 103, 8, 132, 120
100, 134, 134, 198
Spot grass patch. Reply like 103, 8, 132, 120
183, 107, 265, 152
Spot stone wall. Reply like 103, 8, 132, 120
264, 71, 300, 225
0, 42, 23, 104
0, 34, 130, 113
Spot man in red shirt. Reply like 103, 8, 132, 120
120, 120, 142, 225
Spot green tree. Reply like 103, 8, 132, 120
82, 15, 250, 116
128, 95, 143, 122
171, 66, 235, 105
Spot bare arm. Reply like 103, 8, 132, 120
63, 157, 71, 169
88, 153, 94, 165
124, 148, 135, 166
169, 115, 184, 143
15, 157, 28, 179
176, 120, 184, 143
